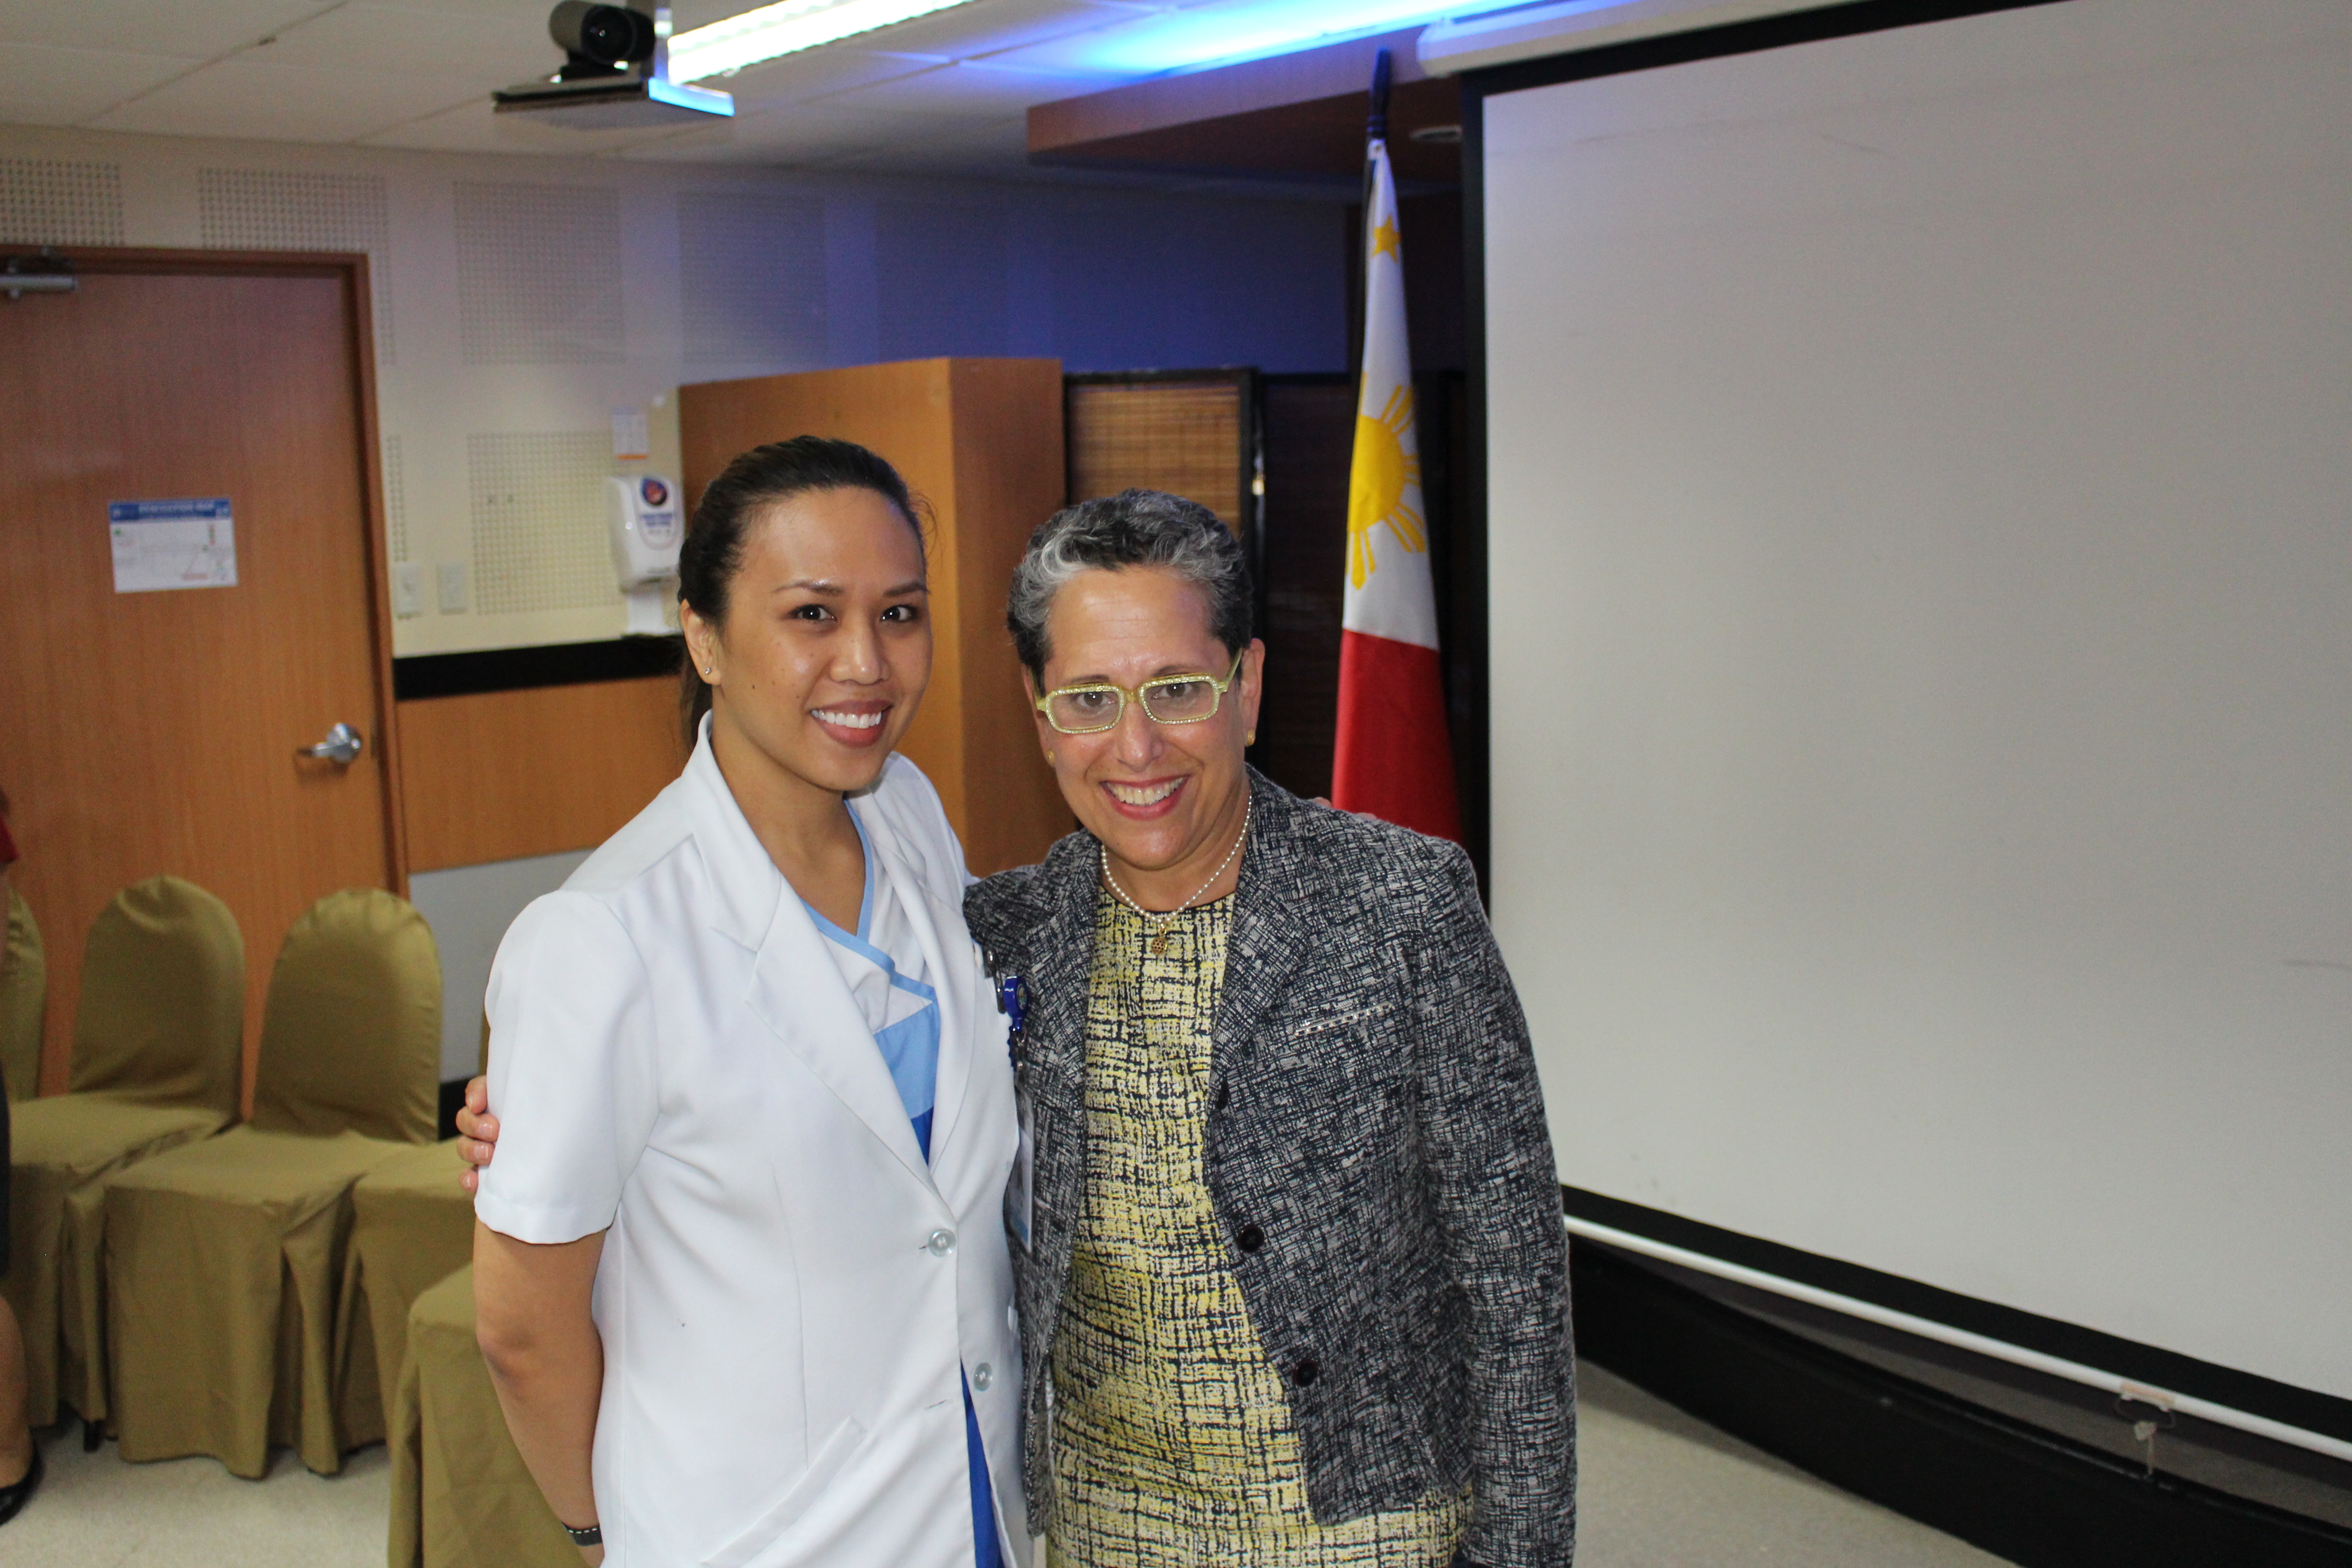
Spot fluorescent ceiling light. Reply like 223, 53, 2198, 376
668, 0, 982, 79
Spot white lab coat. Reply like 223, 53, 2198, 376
475, 728, 1026, 1568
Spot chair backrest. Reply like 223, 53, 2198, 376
69, 875, 245, 1118
1, 888, 45, 1102
251, 888, 441, 1143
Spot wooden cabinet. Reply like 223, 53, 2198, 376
679, 358, 1071, 876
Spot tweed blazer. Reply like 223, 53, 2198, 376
964, 769, 1574, 1568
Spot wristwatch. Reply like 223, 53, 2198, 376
562, 1521, 602, 1548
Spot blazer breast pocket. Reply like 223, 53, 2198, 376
701, 1416, 870, 1568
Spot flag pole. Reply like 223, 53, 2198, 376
1361, 48, 1391, 372
1363, 49, 1391, 237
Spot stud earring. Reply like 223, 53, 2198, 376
1045, 750, 1057, 766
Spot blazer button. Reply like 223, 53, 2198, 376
1213, 1081, 1230, 1111
1291, 1357, 1319, 1387
1235, 1224, 1264, 1253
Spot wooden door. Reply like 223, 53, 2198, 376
0, 253, 400, 1100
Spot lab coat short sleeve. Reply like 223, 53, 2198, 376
473, 891, 659, 1245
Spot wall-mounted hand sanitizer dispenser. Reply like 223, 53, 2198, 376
608, 474, 682, 636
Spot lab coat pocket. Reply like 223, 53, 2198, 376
701, 1416, 871, 1568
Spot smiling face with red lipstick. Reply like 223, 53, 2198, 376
1028, 564, 1264, 911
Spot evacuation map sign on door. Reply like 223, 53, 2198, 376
109, 498, 237, 592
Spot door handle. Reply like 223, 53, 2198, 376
299, 723, 365, 764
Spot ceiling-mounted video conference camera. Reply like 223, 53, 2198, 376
550, 2, 657, 78
493, 1, 732, 129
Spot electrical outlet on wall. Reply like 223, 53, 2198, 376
437, 562, 469, 614
392, 562, 424, 618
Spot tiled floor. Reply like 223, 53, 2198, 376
0, 1434, 387, 1568
0, 1364, 2008, 1567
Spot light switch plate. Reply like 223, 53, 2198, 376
392, 562, 424, 618
437, 562, 469, 614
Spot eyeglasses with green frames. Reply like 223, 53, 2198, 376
1035, 650, 1246, 735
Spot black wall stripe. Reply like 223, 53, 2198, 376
394, 637, 682, 702
1576, 1243, 2352, 1568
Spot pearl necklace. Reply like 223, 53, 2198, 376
1101, 795, 1251, 956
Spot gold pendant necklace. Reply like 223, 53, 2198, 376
1102, 796, 1251, 956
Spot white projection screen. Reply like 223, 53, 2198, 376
1481, 0, 2352, 1412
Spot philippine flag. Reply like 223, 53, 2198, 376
1331, 136, 1461, 842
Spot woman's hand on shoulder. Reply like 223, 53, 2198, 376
456, 1074, 498, 1194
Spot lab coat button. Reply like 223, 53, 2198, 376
973, 1363, 994, 1391
926, 1228, 957, 1257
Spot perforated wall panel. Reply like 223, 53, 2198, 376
454, 182, 623, 366
198, 167, 395, 364
679, 189, 827, 368
467, 431, 618, 617
0, 157, 124, 245
383, 435, 409, 564
876, 199, 1007, 360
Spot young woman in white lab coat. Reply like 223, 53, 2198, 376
469, 438, 1023, 1568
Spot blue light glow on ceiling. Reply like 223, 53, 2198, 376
1066, 0, 1535, 77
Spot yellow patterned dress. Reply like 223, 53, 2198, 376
1046, 887, 1467, 1568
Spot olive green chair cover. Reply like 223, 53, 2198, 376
1, 888, 44, 1103
391, 1265, 577, 1568
105, 887, 441, 1478
3, 875, 245, 1428
339, 1138, 474, 1441
69, 875, 245, 1117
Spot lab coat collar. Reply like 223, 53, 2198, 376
679, 719, 941, 1194
677, 717, 785, 953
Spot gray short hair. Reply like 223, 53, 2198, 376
1006, 489, 1253, 683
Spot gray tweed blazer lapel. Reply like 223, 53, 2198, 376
1210, 772, 1314, 1095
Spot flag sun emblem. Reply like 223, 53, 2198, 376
1346, 382, 1426, 590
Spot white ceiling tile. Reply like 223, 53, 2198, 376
343, 0, 554, 16
816, 59, 1119, 119
694, 48, 943, 113
847, 0, 1159, 61
360, 94, 700, 154
87, 56, 485, 142
0, 41, 198, 124
0, 0, 341, 59
252, 3, 553, 84
960, 10, 1169, 75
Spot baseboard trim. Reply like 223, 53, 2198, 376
1572, 1242, 2352, 1568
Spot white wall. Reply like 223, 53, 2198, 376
0, 124, 1347, 657
407, 850, 591, 1082
1483, 0, 2352, 1401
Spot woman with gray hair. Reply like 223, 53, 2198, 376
971, 488, 1573, 1567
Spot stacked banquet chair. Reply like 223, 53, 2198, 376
379, 1014, 573, 1568
392, 1262, 577, 1568
4, 876, 245, 1444
104, 888, 440, 1477
0, 886, 43, 1103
